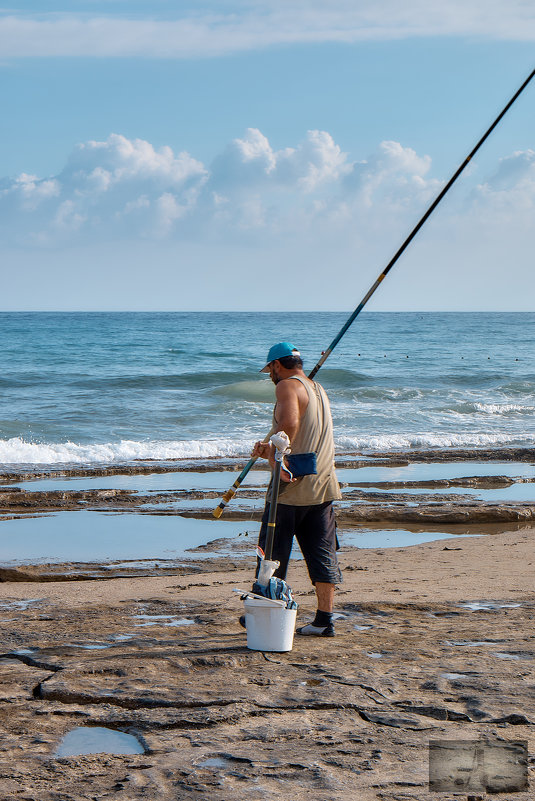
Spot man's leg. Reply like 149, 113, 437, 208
315, 581, 335, 613
294, 503, 341, 637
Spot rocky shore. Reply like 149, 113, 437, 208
0, 450, 534, 799
1, 530, 534, 800
1, 448, 535, 530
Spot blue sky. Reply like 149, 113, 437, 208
1, 1, 534, 311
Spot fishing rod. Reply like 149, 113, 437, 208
213, 67, 535, 519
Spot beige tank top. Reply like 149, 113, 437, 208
269, 375, 341, 506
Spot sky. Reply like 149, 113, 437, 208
0, 1, 534, 311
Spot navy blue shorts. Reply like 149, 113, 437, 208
258, 500, 342, 585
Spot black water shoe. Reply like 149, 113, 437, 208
239, 615, 246, 629
296, 622, 335, 637
296, 609, 335, 637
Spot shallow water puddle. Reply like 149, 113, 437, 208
101, 559, 183, 571
197, 757, 232, 769
341, 528, 477, 549
0, 599, 42, 611
196, 754, 253, 770
366, 483, 535, 502
441, 672, 475, 680
141, 496, 260, 511
0, 510, 252, 564
458, 601, 522, 611
133, 614, 196, 627
445, 640, 506, 647
55, 727, 145, 757
337, 461, 535, 484
73, 643, 111, 650
492, 652, 532, 661
8, 470, 271, 494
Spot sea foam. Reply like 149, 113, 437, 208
336, 431, 530, 451
0, 437, 256, 465
0, 431, 530, 467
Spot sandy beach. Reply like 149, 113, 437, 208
1, 513, 533, 800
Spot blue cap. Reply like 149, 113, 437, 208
260, 342, 301, 372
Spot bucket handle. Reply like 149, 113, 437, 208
233, 588, 287, 607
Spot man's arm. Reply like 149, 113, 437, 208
251, 378, 306, 479
273, 378, 302, 443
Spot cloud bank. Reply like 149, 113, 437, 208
1, 130, 533, 255
0, 0, 534, 59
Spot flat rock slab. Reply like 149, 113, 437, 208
1, 582, 534, 800
1, 524, 534, 800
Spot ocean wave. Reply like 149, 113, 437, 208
473, 402, 533, 415
316, 368, 368, 386
70, 372, 248, 390
500, 380, 535, 395
444, 401, 534, 417
211, 380, 275, 402
336, 431, 532, 451
345, 386, 425, 402
0, 437, 256, 465
0, 430, 533, 466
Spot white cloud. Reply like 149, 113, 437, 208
0, 130, 533, 255
0, 1, 534, 59
481, 148, 535, 191
0, 133, 207, 243
210, 128, 277, 190
210, 128, 350, 194
1, 172, 60, 211
467, 149, 535, 224
63, 133, 206, 189
276, 130, 351, 192
54, 199, 86, 233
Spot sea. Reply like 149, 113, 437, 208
1, 311, 534, 468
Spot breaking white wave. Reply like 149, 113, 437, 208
336, 431, 533, 451
0, 437, 256, 465
473, 402, 533, 415
0, 430, 532, 467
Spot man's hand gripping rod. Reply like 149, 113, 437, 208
212, 433, 288, 519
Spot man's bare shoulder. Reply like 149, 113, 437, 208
276, 375, 306, 394
275, 375, 310, 409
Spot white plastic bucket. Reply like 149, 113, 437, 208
243, 596, 297, 652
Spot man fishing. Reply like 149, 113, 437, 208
252, 341, 342, 637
